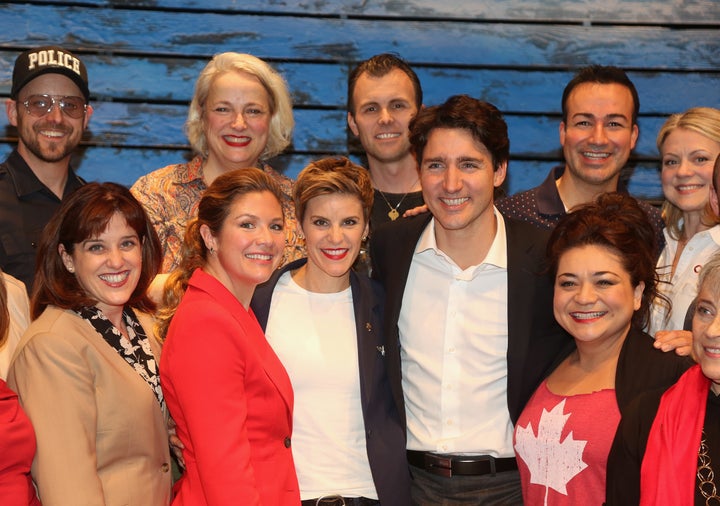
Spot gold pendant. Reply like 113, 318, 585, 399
388, 208, 400, 220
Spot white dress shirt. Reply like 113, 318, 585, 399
399, 209, 514, 457
649, 224, 720, 334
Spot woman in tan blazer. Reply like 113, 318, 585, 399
7, 183, 171, 506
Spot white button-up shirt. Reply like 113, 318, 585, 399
399, 210, 514, 457
649, 224, 720, 334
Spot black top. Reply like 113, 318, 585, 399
370, 189, 424, 230
605, 351, 706, 506
0, 150, 84, 290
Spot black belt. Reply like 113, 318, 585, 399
407, 450, 518, 477
301, 497, 379, 506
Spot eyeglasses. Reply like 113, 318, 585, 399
21, 94, 87, 119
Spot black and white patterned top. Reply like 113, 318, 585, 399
76, 306, 165, 411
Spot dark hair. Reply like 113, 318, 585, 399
347, 53, 423, 114
157, 168, 285, 339
32, 182, 161, 319
293, 157, 374, 224
547, 192, 661, 329
409, 94, 509, 170
561, 65, 640, 125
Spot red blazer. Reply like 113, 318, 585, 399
0, 379, 39, 506
161, 269, 299, 505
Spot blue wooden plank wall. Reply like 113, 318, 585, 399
1, 0, 719, 200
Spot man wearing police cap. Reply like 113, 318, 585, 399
1, 45, 93, 290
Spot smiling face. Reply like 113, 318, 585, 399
200, 191, 285, 305
420, 127, 506, 243
693, 280, 720, 395
203, 70, 271, 170
554, 244, 644, 348
300, 193, 368, 292
661, 128, 720, 216
560, 82, 638, 188
7, 73, 92, 165
347, 68, 418, 168
59, 212, 142, 323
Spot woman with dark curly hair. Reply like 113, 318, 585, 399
513, 192, 691, 505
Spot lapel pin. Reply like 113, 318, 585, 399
376, 345, 385, 356
365, 322, 372, 332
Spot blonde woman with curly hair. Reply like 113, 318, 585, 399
131, 52, 303, 273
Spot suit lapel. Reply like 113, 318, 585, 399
504, 218, 546, 420
246, 308, 295, 416
194, 270, 295, 417
350, 272, 380, 408
383, 214, 432, 339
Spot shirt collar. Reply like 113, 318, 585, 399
537, 164, 633, 216
535, 165, 567, 216
415, 207, 508, 272
5, 149, 83, 198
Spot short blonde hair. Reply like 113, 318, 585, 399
186, 52, 294, 161
658, 107, 720, 239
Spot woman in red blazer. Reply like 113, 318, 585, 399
158, 168, 299, 505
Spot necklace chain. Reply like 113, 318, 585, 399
376, 178, 419, 221
698, 431, 720, 505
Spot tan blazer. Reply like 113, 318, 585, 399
7, 306, 171, 506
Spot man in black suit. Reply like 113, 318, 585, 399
370, 95, 571, 504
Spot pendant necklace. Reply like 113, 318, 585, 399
377, 178, 419, 221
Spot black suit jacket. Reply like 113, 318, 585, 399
251, 259, 412, 506
370, 213, 572, 428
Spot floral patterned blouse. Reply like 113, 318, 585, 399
131, 155, 305, 273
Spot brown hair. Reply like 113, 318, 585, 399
293, 157, 374, 225
347, 52, 423, 115
409, 94, 509, 170
31, 182, 161, 319
548, 192, 662, 329
156, 168, 286, 339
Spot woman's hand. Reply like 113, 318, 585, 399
168, 417, 186, 468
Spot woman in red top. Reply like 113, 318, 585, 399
513, 193, 690, 505
158, 168, 299, 505
0, 272, 40, 506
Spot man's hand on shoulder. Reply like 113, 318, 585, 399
402, 204, 428, 218
653, 329, 693, 358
